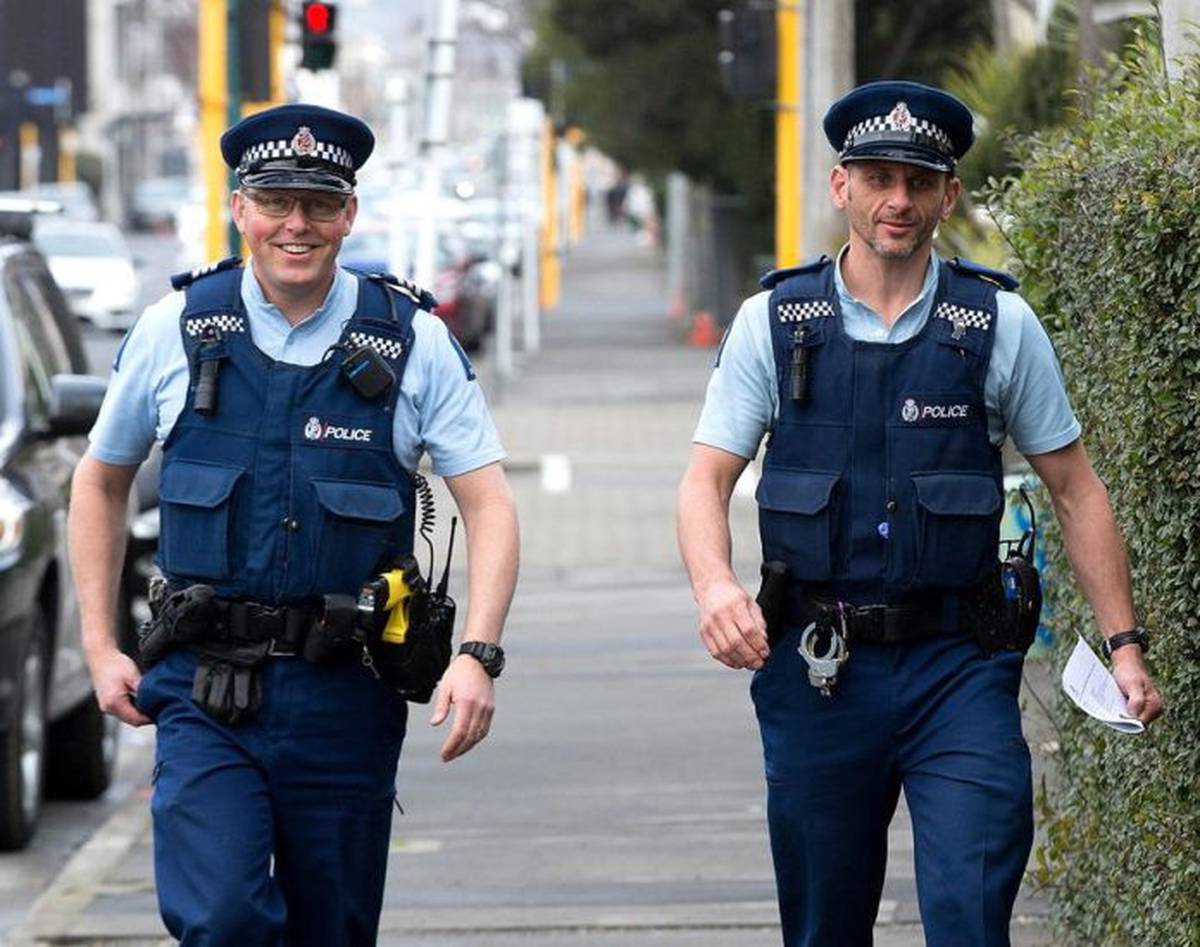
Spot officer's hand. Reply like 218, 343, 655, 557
1110, 649, 1164, 725
696, 579, 769, 670
430, 655, 495, 762
87, 648, 152, 727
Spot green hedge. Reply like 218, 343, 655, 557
987, 47, 1200, 946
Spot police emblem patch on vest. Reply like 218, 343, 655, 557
301, 414, 377, 445
898, 395, 974, 426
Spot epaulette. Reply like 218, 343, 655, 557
170, 256, 243, 291
947, 256, 1019, 292
365, 271, 439, 312
759, 254, 833, 290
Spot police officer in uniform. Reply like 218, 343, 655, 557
677, 81, 1162, 946
68, 103, 518, 946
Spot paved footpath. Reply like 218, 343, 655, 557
11, 229, 1056, 946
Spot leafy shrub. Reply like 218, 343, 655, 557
987, 43, 1200, 946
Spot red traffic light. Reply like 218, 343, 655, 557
304, 2, 332, 34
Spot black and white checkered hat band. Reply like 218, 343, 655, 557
185, 314, 247, 336
240, 138, 353, 170
348, 331, 404, 360
778, 300, 835, 323
935, 302, 991, 331
844, 116, 953, 156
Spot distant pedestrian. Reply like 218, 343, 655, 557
606, 172, 629, 226
68, 102, 518, 946
677, 80, 1162, 946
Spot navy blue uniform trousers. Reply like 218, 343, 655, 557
135, 648, 407, 947
751, 629, 1033, 947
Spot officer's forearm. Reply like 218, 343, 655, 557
68, 457, 135, 661
1029, 442, 1136, 637
1048, 476, 1136, 636
677, 464, 740, 598
448, 467, 518, 645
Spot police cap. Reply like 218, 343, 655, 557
220, 103, 375, 195
822, 81, 974, 174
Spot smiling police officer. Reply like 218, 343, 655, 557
68, 103, 518, 946
677, 81, 1162, 946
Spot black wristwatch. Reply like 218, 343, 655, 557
1101, 627, 1150, 661
459, 641, 505, 678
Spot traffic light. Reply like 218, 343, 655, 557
300, 1, 338, 72
717, 6, 776, 101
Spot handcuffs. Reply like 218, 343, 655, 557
797, 602, 850, 697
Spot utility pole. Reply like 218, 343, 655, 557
226, 0, 242, 256
200, 1, 230, 261
775, 1, 802, 267
415, 0, 460, 288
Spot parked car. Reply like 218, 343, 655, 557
0, 204, 120, 849
128, 175, 193, 232
0, 183, 99, 222
32, 219, 141, 331
339, 225, 491, 352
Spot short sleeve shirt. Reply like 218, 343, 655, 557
89, 265, 506, 478
694, 249, 1080, 459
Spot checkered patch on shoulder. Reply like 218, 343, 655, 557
348, 331, 404, 360
934, 302, 992, 334
778, 299, 835, 323
184, 314, 247, 337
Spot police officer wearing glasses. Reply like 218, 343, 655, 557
678, 81, 1162, 946
68, 103, 518, 946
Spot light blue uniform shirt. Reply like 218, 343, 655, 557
89, 265, 506, 478
694, 250, 1081, 459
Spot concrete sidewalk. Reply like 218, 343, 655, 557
12, 228, 1056, 946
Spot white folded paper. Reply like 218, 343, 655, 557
1060, 635, 1145, 734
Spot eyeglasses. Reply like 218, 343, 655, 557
241, 189, 348, 222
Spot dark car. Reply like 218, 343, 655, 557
339, 226, 491, 352
0, 205, 120, 849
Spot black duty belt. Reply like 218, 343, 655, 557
150, 582, 321, 656
798, 597, 955, 645
220, 601, 317, 656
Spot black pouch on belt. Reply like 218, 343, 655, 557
964, 556, 1042, 656
137, 584, 220, 670
756, 561, 791, 650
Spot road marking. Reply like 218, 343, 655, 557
540, 453, 572, 493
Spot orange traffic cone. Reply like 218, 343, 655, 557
689, 310, 721, 347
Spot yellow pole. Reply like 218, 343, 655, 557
200, 0, 229, 263
57, 127, 77, 182
18, 122, 39, 191
564, 126, 585, 243
539, 118, 561, 311
776, 1, 803, 267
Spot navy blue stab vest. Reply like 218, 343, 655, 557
758, 255, 1017, 613
157, 259, 425, 605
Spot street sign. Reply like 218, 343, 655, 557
24, 85, 68, 107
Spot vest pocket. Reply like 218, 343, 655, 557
158, 460, 245, 579
756, 468, 841, 581
911, 472, 1002, 588
310, 479, 405, 592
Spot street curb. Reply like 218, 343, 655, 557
7, 792, 152, 946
